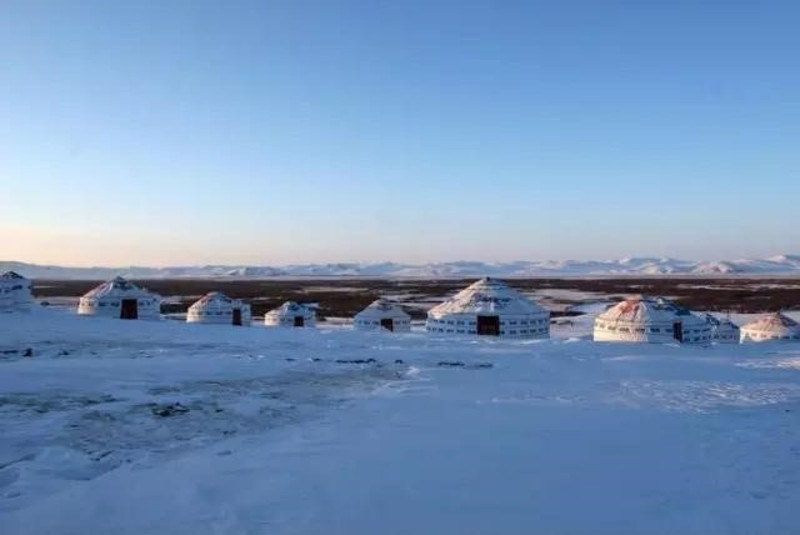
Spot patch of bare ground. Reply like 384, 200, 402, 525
32, 278, 800, 320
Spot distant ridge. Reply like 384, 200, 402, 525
3, 255, 800, 279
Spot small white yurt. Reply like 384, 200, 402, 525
354, 299, 411, 332
187, 292, 251, 326
78, 276, 161, 320
594, 296, 711, 344
740, 312, 800, 343
426, 277, 550, 338
703, 314, 740, 344
0, 271, 34, 312
264, 301, 316, 327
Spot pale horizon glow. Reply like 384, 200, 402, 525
2, 1, 799, 266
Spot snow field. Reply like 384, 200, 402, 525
1, 309, 799, 534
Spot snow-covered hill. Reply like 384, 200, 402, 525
3, 255, 800, 279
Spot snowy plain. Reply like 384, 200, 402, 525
2, 309, 800, 535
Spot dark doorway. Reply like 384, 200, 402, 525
673, 322, 683, 342
380, 318, 394, 332
294, 316, 305, 327
120, 299, 138, 320
232, 308, 242, 326
477, 315, 500, 336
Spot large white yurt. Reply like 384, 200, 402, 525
594, 297, 684, 343
0, 271, 34, 312
426, 277, 550, 338
187, 292, 251, 326
354, 299, 411, 332
264, 301, 316, 327
78, 276, 161, 320
740, 312, 800, 343
703, 314, 740, 344
593, 296, 711, 344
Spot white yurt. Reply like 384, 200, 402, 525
78, 276, 161, 320
656, 297, 712, 344
740, 312, 800, 343
264, 301, 316, 327
594, 297, 684, 343
703, 314, 740, 343
593, 296, 711, 344
426, 277, 550, 338
0, 271, 34, 312
354, 299, 411, 332
187, 292, 251, 326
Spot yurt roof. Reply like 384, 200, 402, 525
428, 277, 547, 316
597, 297, 679, 324
742, 312, 799, 333
267, 301, 311, 315
703, 314, 739, 329
83, 276, 155, 299
655, 297, 709, 327
189, 292, 241, 310
1, 271, 27, 280
356, 299, 410, 320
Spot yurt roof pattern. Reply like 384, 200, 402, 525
356, 299, 410, 320
655, 297, 695, 317
1, 271, 26, 280
189, 292, 238, 309
429, 277, 547, 316
268, 301, 312, 315
597, 297, 679, 324
703, 314, 739, 329
83, 276, 155, 299
742, 312, 799, 333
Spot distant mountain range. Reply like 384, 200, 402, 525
3, 255, 800, 279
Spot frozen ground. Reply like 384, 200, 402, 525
1, 310, 800, 534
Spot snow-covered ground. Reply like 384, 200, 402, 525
2, 309, 800, 534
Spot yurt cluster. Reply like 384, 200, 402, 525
3, 271, 800, 344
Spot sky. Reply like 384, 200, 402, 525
1, 0, 799, 266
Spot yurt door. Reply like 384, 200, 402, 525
673, 322, 683, 342
380, 318, 394, 332
294, 316, 305, 327
477, 315, 500, 336
120, 299, 138, 320
232, 308, 242, 326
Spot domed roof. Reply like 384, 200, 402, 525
741, 312, 800, 335
428, 277, 548, 317
83, 276, 156, 300
703, 313, 739, 329
1, 271, 27, 280
188, 292, 245, 311
597, 297, 679, 324
355, 299, 410, 320
265, 301, 312, 317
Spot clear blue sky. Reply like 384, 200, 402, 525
1, 0, 798, 266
